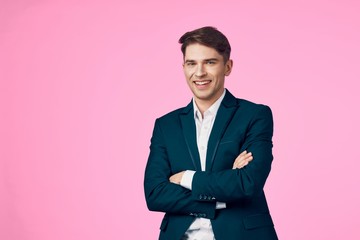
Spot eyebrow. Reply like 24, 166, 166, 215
184, 58, 219, 63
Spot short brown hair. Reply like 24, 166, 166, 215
178, 26, 231, 63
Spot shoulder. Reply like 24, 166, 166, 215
157, 106, 186, 120
153, 103, 191, 127
231, 98, 273, 127
223, 90, 271, 113
236, 98, 272, 113
150, 105, 190, 136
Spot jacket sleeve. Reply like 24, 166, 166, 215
191, 105, 274, 203
144, 119, 216, 219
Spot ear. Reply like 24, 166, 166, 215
225, 59, 233, 76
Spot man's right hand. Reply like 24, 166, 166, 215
232, 151, 253, 169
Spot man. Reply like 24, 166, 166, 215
144, 26, 278, 240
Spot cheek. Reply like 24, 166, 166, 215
184, 71, 193, 80
184, 73, 192, 83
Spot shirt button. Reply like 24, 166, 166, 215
201, 146, 205, 150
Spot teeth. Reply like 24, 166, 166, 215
195, 81, 210, 85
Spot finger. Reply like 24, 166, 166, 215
241, 153, 253, 163
245, 154, 253, 162
235, 153, 252, 165
235, 156, 253, 169
242, 155, 253, 164
234, 151, 249, 163
233, 151, 252, 169
239, 150, 247, 157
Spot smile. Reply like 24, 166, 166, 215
194, 80, 211, 85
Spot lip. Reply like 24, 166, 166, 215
193, 80, 211, 90
193, 80, 212, 87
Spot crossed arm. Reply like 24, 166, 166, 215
144, 105, 273, 218
169, 150, 253, 184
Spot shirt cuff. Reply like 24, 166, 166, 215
216, 202, 226, 209
180, 170, 195, 190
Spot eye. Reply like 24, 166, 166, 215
206, 60, 216, 65
186, 62, 196, 66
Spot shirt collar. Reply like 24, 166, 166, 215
193, 89, 226, 120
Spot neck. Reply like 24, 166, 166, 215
194, 99, 214, 117
194, 89, 225, 117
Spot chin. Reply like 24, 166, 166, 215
196, 94, 212, 101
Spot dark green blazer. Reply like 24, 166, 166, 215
144, 90, 278, 240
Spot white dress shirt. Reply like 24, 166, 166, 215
180, 89, 226, 240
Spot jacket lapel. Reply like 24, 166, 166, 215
179, 102, 201, 171
206, 90, 238, 171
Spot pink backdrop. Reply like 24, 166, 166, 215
1, 0, 360, 239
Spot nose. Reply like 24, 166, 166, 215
195, 64, 207, 77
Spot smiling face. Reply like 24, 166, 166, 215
183, 43, 233, 110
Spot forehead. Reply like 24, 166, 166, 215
184, 43, 222, 61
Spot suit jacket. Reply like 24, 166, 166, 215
144, 90, 278, 240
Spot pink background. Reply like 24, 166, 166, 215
1, 0, 359, 239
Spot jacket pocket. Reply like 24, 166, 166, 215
219, 139, 239, 145
243, 213, 274, 230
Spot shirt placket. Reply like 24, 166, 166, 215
198, 113, 212, 171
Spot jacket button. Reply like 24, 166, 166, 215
199, 194, 203, 200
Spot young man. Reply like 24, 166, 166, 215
144, 26, 278, 240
